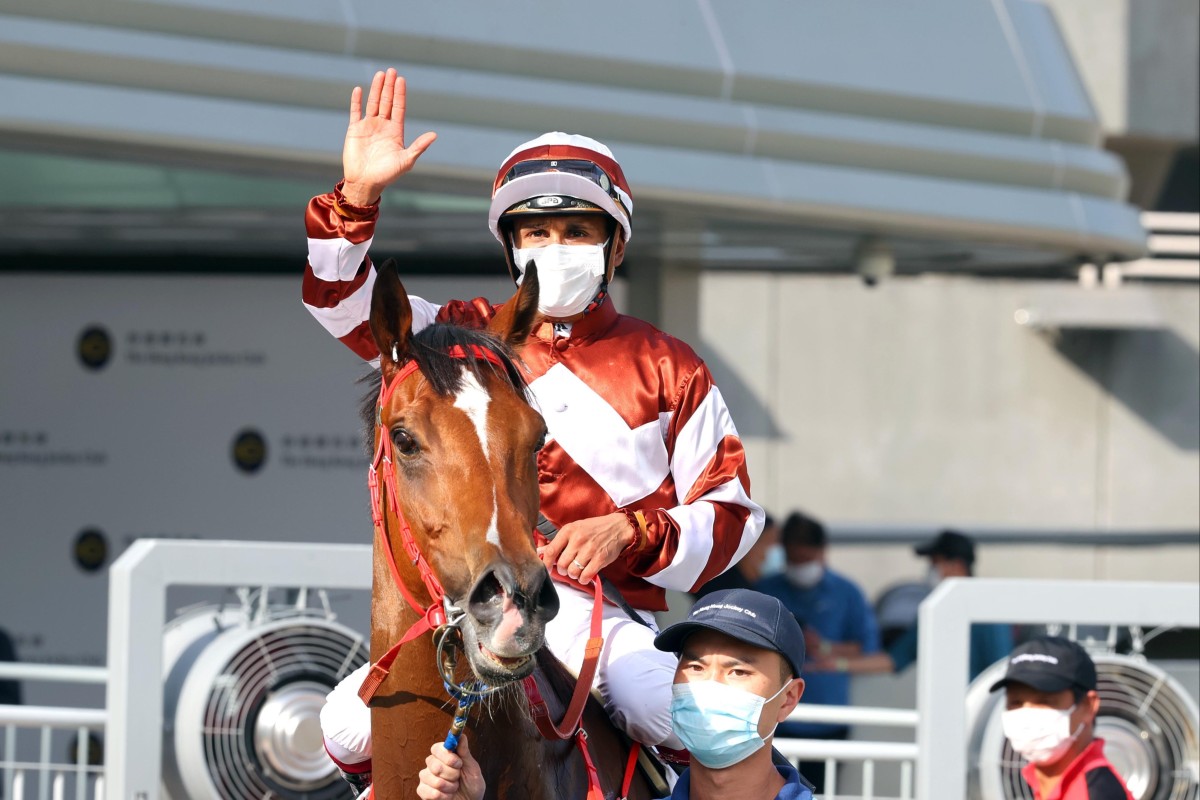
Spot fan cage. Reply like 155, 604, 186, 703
164, 600, 369, 800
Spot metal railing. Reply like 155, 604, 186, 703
777, 705, 919, 800
0, 664, 108, 800
11, 543, 1194, 800
1114, 211, 1200, 282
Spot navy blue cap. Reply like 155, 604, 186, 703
654, 589, 805, 678
988, 636, 1097, 694
914, 530, 975, 565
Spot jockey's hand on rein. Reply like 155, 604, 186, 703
537, 513, 636, 584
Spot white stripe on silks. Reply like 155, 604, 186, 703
407, 295, 440, 334
643, 501, 716, 591
307, 235, 374, 282
529, 364, 670, 507
303, 269, 376, 338
670, 384, 739, 505
725, 499, 766, 571
644, 475, 763, 591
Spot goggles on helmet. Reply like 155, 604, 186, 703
499, 159, 630, 219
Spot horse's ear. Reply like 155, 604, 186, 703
369, 259, 414, 381
488, 260, 540, 347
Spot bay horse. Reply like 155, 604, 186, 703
361, 258, 657, 799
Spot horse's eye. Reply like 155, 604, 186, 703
533, 432, 547, 454
391, 428, 419, 456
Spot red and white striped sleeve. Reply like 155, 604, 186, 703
628, 363, 765, 592
301, 186, 440, 362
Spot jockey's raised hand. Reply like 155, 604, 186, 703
416, 737, 484, 800
341, 68, 438, 207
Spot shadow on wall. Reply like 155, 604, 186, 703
1053, 328, 1200, 452
696, 344, 784, 439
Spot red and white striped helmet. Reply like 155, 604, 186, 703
489, 132, 634, 244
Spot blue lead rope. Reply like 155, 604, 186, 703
443, 680, 489, 752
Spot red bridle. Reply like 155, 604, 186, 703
354, 341, 626, 800
358, 344, 509, 704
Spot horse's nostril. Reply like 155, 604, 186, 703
468, 569, 506, 624
530, 567, 560, 622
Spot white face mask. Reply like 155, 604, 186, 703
512, 241, 607, 318
926, 565, 943, 588
1001, 705, 1084, 765
786, 561, 824, 589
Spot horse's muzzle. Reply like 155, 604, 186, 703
467, 559, 559, 630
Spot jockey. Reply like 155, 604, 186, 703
308, 69, 765, 789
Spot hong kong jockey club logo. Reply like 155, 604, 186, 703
77, 326, 112, 371
232, 429, 267, 474
73, 528, 109, 573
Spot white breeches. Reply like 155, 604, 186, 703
319, 582, 681, 766
544, 582, 682, 751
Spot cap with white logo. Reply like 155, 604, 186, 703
654, 588, 806, 678
988, 636, 1097, 694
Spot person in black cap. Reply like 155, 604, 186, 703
417, 588, 814, 800
652, 588, 814, 800
989, 637, 1132, 800
888, 529, 1013, 679
810, 529, 1013, 681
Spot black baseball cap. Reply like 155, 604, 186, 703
654, 589, 805, 678
988, 636, 1098, 694
914, 530, 975, 565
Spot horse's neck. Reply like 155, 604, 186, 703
369, 554, 452, 797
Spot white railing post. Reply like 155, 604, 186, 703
899, 760, 913, 799
37, 727, 50, 800
4, 723, 14, 800
74, 725, 87, 800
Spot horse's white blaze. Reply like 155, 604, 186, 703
486, 489, 501, 548
453, 369, 501, 548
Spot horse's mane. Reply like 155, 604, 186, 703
359, 323, 528, 445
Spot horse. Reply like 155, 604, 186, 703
361, 258, 658, 799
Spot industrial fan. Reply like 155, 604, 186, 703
160, 590, 369, 799
967, 633, 1200, 800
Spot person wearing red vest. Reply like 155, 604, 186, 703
989, 637, 1134, 800
309, 69, 765, 792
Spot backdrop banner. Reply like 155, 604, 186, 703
0, 271, 526, 703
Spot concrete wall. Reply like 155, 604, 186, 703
1045, 0, 1199, 141
688, 271, 1199, 590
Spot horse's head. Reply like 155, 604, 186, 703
367, 259, 557, 685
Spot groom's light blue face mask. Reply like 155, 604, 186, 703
669, 677, 792, 769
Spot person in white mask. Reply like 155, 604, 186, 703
419, 588, 816, 800
304, 69, 765, 792
989, 637, 1133, 800
752, 510, 879, 793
